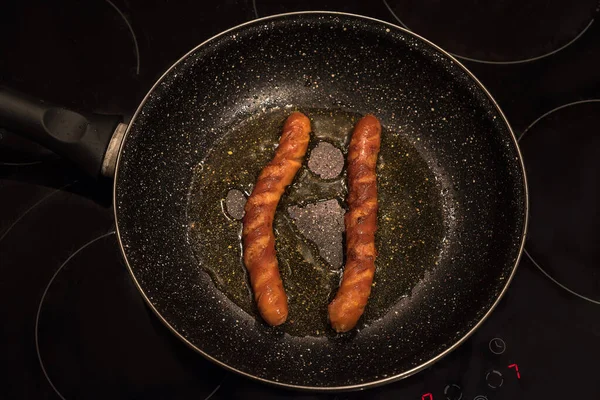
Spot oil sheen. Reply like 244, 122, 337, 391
187, 108, 445, 337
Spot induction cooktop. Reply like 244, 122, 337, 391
1, 1, 599, 399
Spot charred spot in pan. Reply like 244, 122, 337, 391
186, 107, 447, 338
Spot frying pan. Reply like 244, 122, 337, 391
0, 12, 527, 390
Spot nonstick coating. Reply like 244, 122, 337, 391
114, 12, 527, 390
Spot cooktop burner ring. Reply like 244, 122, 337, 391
104, 0, 140, 75
34, 231, 116, 400
0, 183, 74, 243
0, 0, 144, 166
0, 160, 44, 167
518, 99, 600, 305
252, 0, 259, 19
382, 0, 598, 65
34, 229, 227, 399
525, 249, 600, 305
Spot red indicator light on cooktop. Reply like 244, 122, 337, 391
508, 363, 521, 379
421, 393, 433, 400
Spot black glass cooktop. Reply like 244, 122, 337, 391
1, 1, 599, 399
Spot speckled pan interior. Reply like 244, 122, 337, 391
114, 12, 527, 390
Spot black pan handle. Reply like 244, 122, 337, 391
0, 87, 123, 177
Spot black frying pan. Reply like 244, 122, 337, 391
0, 12, 527, 391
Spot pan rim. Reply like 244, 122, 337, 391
113, 10, 529, 392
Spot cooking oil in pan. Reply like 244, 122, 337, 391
188, 108, 445, 337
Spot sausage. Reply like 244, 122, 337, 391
242, 112, 311, 326
328, 114, 381, 332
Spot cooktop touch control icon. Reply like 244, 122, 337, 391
488, 337, 506, 355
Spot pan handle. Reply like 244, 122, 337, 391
0, 86, 123, 177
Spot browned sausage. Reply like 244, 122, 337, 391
328, 114, 381, 332
242, 112, 311, 326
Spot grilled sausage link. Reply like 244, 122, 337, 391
242, 112, 311, 326
328, 114, 381, 332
